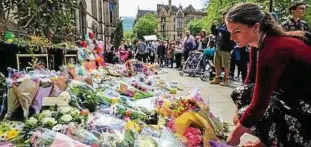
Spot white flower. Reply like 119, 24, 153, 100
71, 109, 80, 116
60, 114, 73, 122
68, 122, 76, 128
52, 124, 63, 131
26, 117, 38, 125
42, 117, 57, 126
60, 107, 72, 114
41, 110, 53, 117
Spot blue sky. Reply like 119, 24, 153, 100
119, 0, 205, 17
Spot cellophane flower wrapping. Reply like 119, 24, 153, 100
87, 113, 125, 137
158, 127, 185, 147
30, 128, 89, 147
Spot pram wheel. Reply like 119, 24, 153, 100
200, 75, 209, 81
179, 71, 184, 76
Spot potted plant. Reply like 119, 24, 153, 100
83, 92, 100, 112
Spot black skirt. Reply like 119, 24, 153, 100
231, 84, 311, 147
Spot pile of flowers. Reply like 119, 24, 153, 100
25, 107, 88, 132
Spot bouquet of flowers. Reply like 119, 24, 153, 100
30, 128, 88, 147
0, 121, 24, 141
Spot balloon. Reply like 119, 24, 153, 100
89, 32, 94, 39
89, 44, 95, 50
7, 39, 14, 43
80, 41, 87, 48
85, 39, 91, 46
97, 41, 104, 49
5, 31, 15, 40
84, 34, 89, 39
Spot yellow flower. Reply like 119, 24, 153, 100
125, 121, 140, 132
6, 130, 19, 140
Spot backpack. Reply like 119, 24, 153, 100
185, 42, 194, 51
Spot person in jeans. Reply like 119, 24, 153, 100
167, 41, 175, 68
135, 40, 146, 62
174, 40, 183, 69
157, 41, 166, 67
210, 11, 235, 86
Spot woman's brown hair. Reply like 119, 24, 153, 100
226, 3, 287, 36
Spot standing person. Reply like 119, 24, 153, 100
167, 41, 175, 68
135, 40, 146, 62
125, 39, 133, 59
182, 30, 196, 63
149, 41, 157, 64
239, 46, 249, 82
105, 41, 115, 64
281, 2, 309, 32
174, 40, 183, 69
229, 45, 241, 81
200, 30, 208, 49
157, 41, 166, 67
210, 11, 235, 86
144, 42, 151, 63
225, 3, 311, 146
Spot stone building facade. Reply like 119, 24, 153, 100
136, 0, 206, 41
74, 0, 119, 42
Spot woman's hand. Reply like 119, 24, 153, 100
227, 123, 249, 146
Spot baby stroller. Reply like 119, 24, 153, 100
179, 50, 210, 77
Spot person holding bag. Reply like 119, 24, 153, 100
226, 3, 311, 147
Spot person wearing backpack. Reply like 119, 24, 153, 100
226, 3, 311, 147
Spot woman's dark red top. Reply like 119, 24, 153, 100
241, 36, 311, 128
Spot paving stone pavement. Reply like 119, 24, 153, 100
158, 68, 257, 146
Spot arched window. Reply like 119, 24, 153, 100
176, 12, 183, 37
161, 16, 166, 33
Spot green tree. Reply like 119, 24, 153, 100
133, 13, 157, 40
1, 0, 77, 42
187, 18, 205, 36
123, 30, 135, 42
113, 20, 124, 48
204, 0, 311, 31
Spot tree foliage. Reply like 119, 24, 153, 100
113, 20, 124, 48
123, 30, 135, 42
187, 18, 205, 36
1, 0, 78, 42
204, 0, 311, 32
133, 13, 157, 40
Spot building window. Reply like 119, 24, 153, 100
176, 13, 183, 37
92, 0, 97, 20
99, 0, 103, 22
109, 2, 114, 24
161, 16, 166, 32
79, 2, 87, 37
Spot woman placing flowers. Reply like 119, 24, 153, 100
226, 3, 311, 147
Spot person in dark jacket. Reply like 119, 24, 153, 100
157, 41, 166, 67
210, 11, 235, 86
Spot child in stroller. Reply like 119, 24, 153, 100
200, 39, 217, 81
